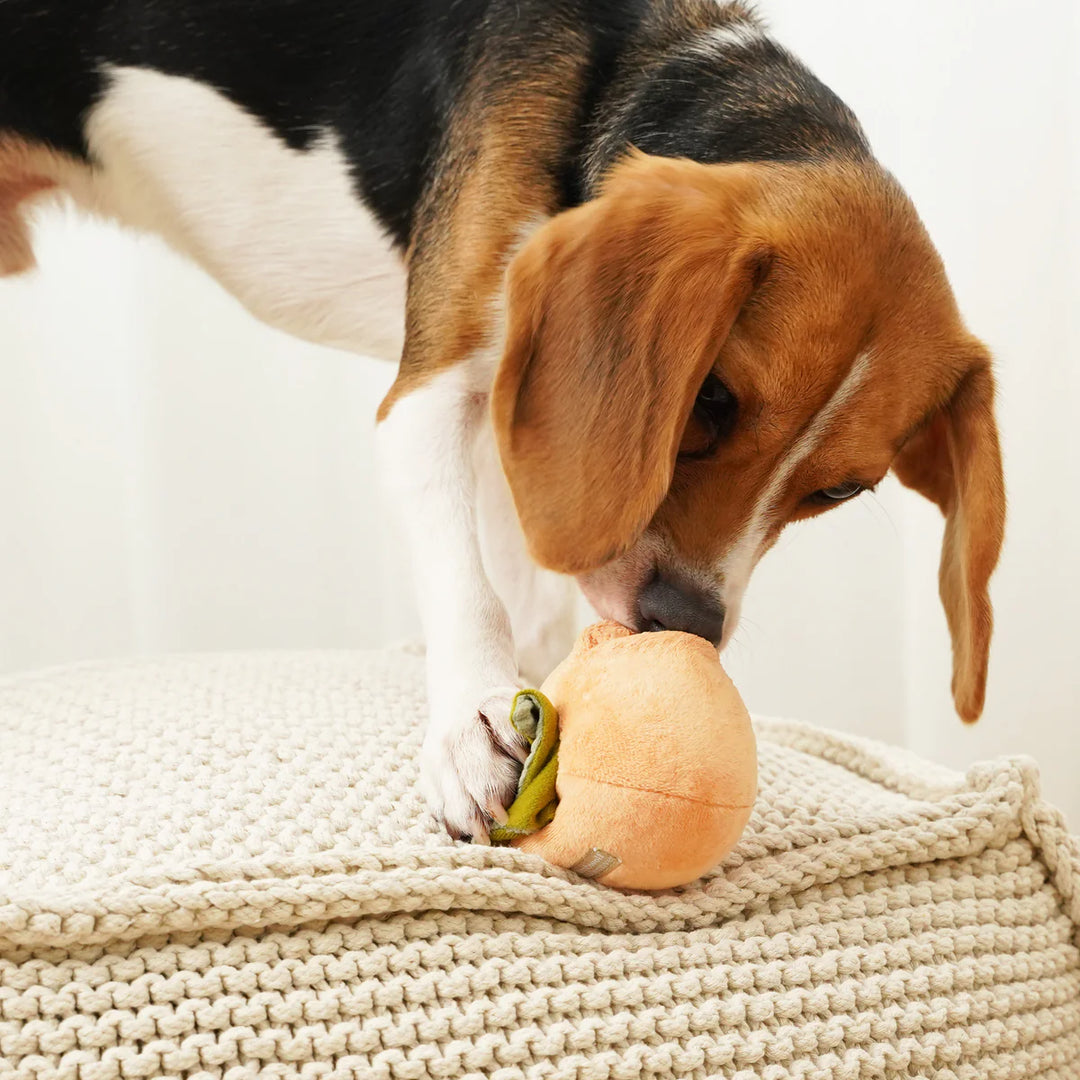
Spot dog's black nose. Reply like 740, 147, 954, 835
637, 574, 726, 646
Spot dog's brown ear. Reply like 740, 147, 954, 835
892, 349, 1005, 722
492, 156, 769, 575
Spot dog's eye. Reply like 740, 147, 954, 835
680, 374, 738, 461
690, 374, 738, 446
697, 372, 735, 410
811, 481, 864, 503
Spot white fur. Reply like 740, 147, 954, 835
473, 420, 578, 684
377, 291, 576, 838
377, 366, 533, 841
717, 352, 875, 643
78, 66, 406, 360
468, 231, 577, 686
374, 219, 575, 839
690, 21, 765, 57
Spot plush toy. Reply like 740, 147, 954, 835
489, 621, 757, 891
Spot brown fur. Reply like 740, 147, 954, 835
492, 153, 772, 571
378, 45, 589, 419
0, 137, 65, 275
893, 360, 1005, 721
490, 152, 1006, 720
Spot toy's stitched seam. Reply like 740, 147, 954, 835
560, 770, 755, 810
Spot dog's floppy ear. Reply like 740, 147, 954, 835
892, 349, 1005, 722
492, 157, 770, 575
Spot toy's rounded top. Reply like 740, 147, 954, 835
572, 618, 718, 658
544, 621, 755, 810
573, 620, 635, 650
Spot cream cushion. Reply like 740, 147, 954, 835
1, 648, 1078, 1079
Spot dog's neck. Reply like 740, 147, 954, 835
571, 3, 872, 203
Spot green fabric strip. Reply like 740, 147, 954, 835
489, 689, 560, 844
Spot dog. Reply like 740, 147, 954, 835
0, 0, 1005, 841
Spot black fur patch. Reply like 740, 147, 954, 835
0, 0, 108, 158
0, 0, 487, 247
555, 0, 653, 208
0, 0, 869, 247
611, 39, 870, 166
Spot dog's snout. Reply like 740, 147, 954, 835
637, 574, 726, 646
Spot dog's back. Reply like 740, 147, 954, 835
1, 0, 867, 273
2, 0, 486, 352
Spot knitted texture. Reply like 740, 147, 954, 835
0, 649, 1078, 1079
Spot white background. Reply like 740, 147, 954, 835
0, 0, 1076, 821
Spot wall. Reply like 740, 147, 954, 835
0, 213, 413, 665
0, 0, 1076, 820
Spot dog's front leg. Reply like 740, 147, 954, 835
378, 366, 528, 842
473, 421, 579, 685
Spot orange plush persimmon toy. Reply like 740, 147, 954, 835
489, 621, 757, 890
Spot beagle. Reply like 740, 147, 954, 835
0, 0, 1005, 840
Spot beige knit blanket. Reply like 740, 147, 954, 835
1, 648, 1078, 1079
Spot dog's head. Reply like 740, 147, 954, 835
492, 152, 1005, 721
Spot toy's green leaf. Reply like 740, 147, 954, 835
489, 690, 560, 844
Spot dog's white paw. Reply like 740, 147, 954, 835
421, 685, 529, 843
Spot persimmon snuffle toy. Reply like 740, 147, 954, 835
488, 620, 757, 890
